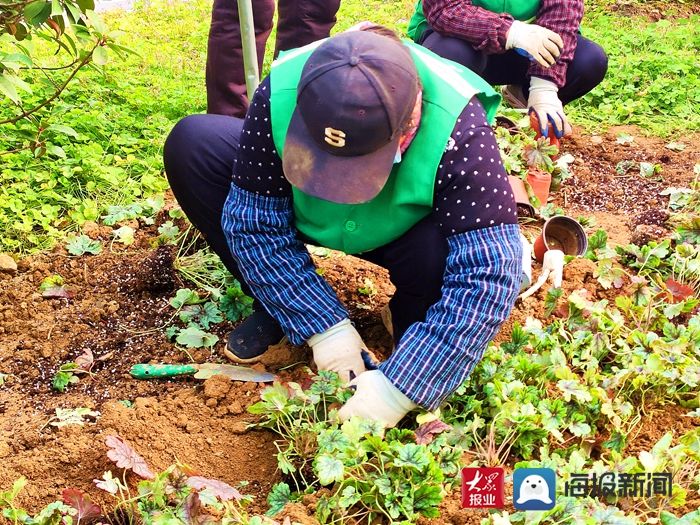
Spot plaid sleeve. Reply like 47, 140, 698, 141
529, 0, 584, 87
379, 223, 522, 410
423, 0, 514, 54
221, 184, 348, 345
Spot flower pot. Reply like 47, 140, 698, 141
507, 175, 535, 217
525, 168, 552, 206
533, 215, 588, 263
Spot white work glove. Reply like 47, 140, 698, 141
506, 20, 563, 68
519, 249, 565, 300
528, 77, 572, 138
308, 319, 366, 383
338, 370, 417, 428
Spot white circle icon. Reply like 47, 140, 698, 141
516, 474, 552, 504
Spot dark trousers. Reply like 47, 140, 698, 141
206, 0, 341, 117
163, 114, 447, 341
420, 31, 608, 104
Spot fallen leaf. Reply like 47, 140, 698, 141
186, 476, 243, 501
415, 419, 452, 445
75, 348, 95, 372
105, 435, 155, 479
665, 141, 686, 152
666, 278, 694, 303
62, 488, 102, 520
616, 133, 634, 145
50, 407, 100, 427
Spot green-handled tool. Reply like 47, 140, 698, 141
130, 363, 276, 382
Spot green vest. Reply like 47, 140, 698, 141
407, 0, 541, 43
269, 40, 500, 254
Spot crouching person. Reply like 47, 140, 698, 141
163, 27, 523, 428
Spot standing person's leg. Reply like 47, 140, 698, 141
163, 114, 285, 360
206, 0, 275, 117
359, 218, 449, 344
275, 0, 341, 56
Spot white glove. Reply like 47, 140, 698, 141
519, 249, 565, 300
308, 319, 366, 383
506, 20, 563, 68
338, 370, 417, 428
527, 77, 572, 138
542, 249, 565, 287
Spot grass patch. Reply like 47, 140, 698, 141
0, 0, 697, 252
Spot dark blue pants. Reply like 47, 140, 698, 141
420, 31, 608, 104
163, 114, 447, 341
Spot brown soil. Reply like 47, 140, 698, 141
2, 127, 700, 521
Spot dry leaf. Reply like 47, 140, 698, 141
75, 348, 95, 372
186, 476, 243, 501
105, 435, 154, 479
62, 488, 102, 520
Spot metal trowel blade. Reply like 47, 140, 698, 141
194, 363, 276, 382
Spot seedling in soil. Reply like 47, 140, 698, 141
112, 225, 135, 246
357, 277, 377, 297
52, 362, 81, 392
640, 161, 663, 179
51, 348, 96, 392
39, 274, 72, 299
66, 234, 102, 256
156, 220, 180, 244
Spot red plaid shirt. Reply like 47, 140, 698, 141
422, 0, 584, 87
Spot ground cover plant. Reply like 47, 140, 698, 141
1, 0, 700, 523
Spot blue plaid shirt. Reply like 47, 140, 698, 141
220, 78, 522, 410
222, 186, 521, 410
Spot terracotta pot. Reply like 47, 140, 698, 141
526, 168, 552, 206
533, 215, 588, 262
507, 175, 535, 217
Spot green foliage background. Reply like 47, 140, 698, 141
0, 0, 698, 253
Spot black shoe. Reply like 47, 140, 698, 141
223, 310, 285, 364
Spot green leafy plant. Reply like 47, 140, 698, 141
52, 362, 80, 391
249, 372, 461, 523
66, 234, 102, 255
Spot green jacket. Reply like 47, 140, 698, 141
407, 0, 541, 43
269, 40, 500, 254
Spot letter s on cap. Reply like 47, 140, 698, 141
324, 127, 346, 147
